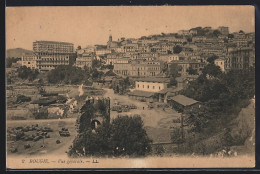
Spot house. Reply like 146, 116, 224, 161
167, 95, 200, 112
75, 53, 94, 69
214, 58, 225, 72
21, 53, 37, 69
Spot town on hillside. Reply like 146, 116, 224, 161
6, 26, 255, 161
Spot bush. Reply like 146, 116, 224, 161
16, 94, 31, 103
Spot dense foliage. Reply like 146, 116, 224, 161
17, 66, 39, 81
173, 45, 182, 54
47, 65, 104, 84
112, 77, 131, 94
16, 94, 31, 103
6, 57, 20, 68
179, 66, 255, 154
69, 100, 152, 157
111, 115, 152, 156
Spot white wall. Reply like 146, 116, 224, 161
135, 81, 166, 92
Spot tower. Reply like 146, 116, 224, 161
109, 35, 112, 42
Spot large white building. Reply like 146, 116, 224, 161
33, 40, 76, 71
135, 78, 169, 93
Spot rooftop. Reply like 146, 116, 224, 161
128, 90, 155, 97
135, 77, 170, 83
157, 87, 183, 94
34, 40, 74, 45
168, 95, 199, 106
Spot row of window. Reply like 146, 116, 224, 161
37, 61, 69, 64
137, 84, 161, 90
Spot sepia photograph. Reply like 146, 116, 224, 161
5, 6, 255, 169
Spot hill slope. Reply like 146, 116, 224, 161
6, 48, 33, 58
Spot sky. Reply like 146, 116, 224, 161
6, 6, 255, 50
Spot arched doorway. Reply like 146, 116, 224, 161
91, 119, 101, 129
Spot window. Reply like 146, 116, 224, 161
153, 86, 155, 89
159, 86, 161, 90
147, 85, 149, 89
143, 85, 144, 88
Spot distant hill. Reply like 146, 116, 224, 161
6, 48, 33, 58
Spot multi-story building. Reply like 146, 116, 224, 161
225, 47, 254, 71
158, 54, 179, 62
95, 48, 111, 56
33, 40, 76, 71
168, 60, 205, 76
122, 43, 138, 53
75, 53, 94, 69
21, 53, 37, 69
113, 60, 163, 77
107, 58, 130, 66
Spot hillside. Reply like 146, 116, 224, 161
6, 48, 33, 58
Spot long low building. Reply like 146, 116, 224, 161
167, 95, 200, 112
128, 90, 155, 102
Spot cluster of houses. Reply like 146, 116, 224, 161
16, 26, 255, 76
8, 26, 255, 116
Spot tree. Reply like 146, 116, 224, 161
228, 34, 234, 39
77, 45, 81, 50
187, 67, 198, 75
17, 66, 39, 81
173, 45, 182, 54
168, 63, 181, 78
171, 127, 184, 144
187, 37, 192, 43
169, 77, 177, 86
92, 59, 101, 69
213, 30, 221, 37
16, 94, 31, 103
184, 105, 211, 133
6, 57, 20, 68
17, 66, 30, 79
202, 64, 222, 78
69, 101, 152, 157
207, 55, 219, 64
155, 145, 165, 156
69, 99, 112, 157
105, 70, 116, 76
111, 115, 152, 157
224, 38, 228, 43
28, 69, 39, 81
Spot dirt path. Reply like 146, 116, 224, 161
103, 88, 180, 142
